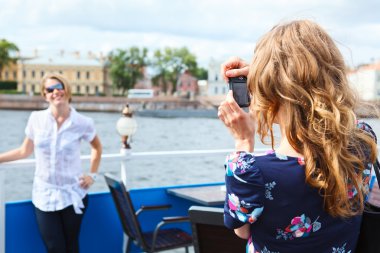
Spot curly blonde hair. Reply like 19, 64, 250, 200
248, 19, 377, 217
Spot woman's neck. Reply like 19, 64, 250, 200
276, 135, 304, 158
50, 105, 70, 128
275, 107, 304, 158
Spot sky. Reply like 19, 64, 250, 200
1, 0, 380, 69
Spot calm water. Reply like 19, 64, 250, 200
0, 109, 238, 201
1, 109, 380, 202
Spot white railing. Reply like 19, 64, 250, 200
0, 147, 270, 253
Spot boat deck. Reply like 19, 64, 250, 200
5, 183, 224, 253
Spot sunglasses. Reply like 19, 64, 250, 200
45, 83, 64, 93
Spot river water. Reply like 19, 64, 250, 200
0, 109, 238, 202
1, 109, 380, 202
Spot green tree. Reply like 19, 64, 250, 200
0, 39, 19, 80
151, 47, 198, 94
108, 47, 149, 95
194, 67, 208, 80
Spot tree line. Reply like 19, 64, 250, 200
0, 39, 19, 80
108, 46, 207, 95
0, 39, 207, 95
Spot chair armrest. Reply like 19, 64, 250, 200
162, 216, 190, 223
151, 216, 190, 251
135, 204, 172, 216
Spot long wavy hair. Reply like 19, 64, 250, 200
248, 20, 377, 217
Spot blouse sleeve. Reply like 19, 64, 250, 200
224, 151, 265, 229
82, 118, 96, 142
24, 111, 36, 140
356, 121, 378, 199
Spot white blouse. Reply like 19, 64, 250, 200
25, 107, 96, 213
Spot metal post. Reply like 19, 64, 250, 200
120, 147, 131, 253
120, 148, 131, 187
0, 169, 5, 253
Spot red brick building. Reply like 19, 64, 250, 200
176, 70, 198, 99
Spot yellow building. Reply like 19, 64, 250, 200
16, 51, 111, 96
0, 63, 18, 82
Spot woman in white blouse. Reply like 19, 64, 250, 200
0, 73, 102, 253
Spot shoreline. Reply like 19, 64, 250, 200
0, 94, 219, 112
0, 94, 378, 118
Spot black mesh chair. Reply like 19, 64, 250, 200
189, 206, 246, 253
104, 173, 192, 253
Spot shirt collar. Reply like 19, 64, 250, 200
46, 106, 77, 131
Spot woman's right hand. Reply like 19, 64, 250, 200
220, 56, 249, 82
218, 91, 255, 152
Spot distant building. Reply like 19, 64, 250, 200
176, 70, 198, 100
16, 50, 111, 96
207, 58, 228, 97
348, 62, 380, 101
0, 62, 18, 82
197, 80, 208, 96
133, 66, 152, 89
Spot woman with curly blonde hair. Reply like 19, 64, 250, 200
218, 19, 377, 253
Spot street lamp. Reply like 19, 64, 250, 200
116, 104, 137, 149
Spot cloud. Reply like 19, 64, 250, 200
0, 0, 379, 68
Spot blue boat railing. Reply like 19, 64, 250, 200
0, 147, 272, 253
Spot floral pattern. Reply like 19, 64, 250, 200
275, 152, 288, 160
247, 238, 280, 253
227, 193, 264, 224
261, 247, 279, 253
225, 152, 264, 224
224, 134, 374, 253
225, 151, 255, 180
348, 162, 372, 199
276, 214, 321, 240
332, 243, 351, 253
265, 181, 276, 200
298, 157, 305, 165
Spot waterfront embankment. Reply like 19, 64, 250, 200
0, 94, 221, 113
1, 94, 378, 118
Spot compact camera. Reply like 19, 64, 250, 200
228, 76, 251, 108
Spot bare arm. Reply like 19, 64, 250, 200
0, 137, 34, 163
88, 135, 102, 174
80, 135, 102, 189
218, 92, 255, 152
234, 224, 251, 239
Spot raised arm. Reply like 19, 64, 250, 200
0, 137, 34, 163
218, 92, 255, 152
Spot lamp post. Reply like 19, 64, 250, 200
116, 104, 137, 185
116, 104, 137, 149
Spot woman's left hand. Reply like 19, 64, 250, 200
218, 91, 256, 152
79, 175, 94, 189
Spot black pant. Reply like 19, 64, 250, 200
34, 195, 89, 253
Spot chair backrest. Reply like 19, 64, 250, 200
189, 206, 246, 253
104, 173, 145, 246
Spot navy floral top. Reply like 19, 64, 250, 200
224, 121, 376, 253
